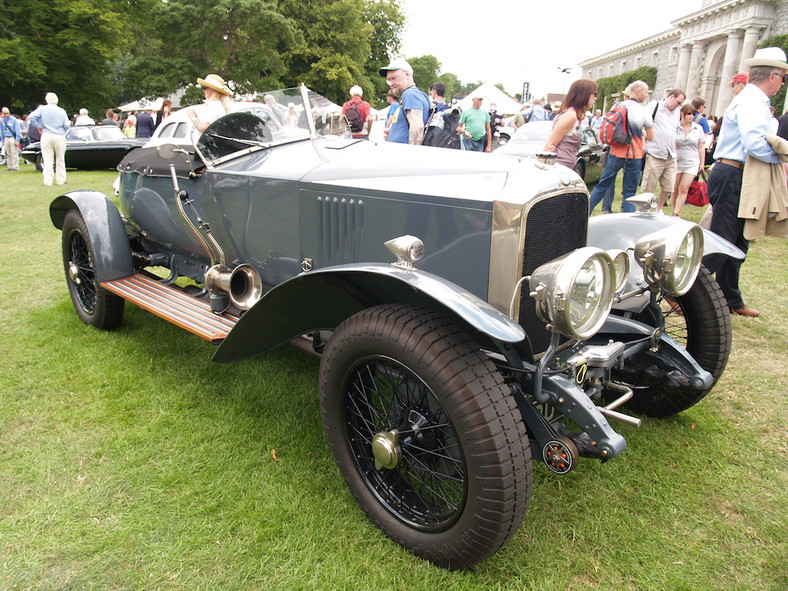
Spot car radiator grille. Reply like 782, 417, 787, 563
518, 192, 588, 354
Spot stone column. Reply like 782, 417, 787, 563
685, 41, 707, 99
714, 30, 745, 115
675, 44, 692, 91
738, 27, 763, 72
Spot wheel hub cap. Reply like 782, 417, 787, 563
372, 429, 401, 470
68, 261, 81, 284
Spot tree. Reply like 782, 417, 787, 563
119, 0, 301, 104
363, 0, 405, 106
0, 0, 125, 114
278, 0, 374, 104
595, 67, 657, 112
437, 72, 461, 101
408, 55, 441, 93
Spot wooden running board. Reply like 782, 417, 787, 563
102, 273, 238, 344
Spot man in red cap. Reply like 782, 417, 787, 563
729, 73, 749, 96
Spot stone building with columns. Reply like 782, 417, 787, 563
579, 0, 788, 117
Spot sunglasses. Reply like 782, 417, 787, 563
772, 72, 788, 83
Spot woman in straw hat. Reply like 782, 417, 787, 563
188, 74, 233, 133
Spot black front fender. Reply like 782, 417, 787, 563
50, 191, 134, 283
213, 263, 532, 363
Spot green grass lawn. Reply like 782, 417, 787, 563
1, 163, 786, 590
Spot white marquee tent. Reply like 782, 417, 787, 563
456, 82, 523, 115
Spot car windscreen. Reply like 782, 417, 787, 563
92, 126, 126, 141
512, 121, 552, 143
196, 112, 274, 162
68, 127, 92, 141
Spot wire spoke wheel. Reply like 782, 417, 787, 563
320, 304, 531, 569
67, 229, 97, 314
655, 293, 688, 348
61, 210, 124, 330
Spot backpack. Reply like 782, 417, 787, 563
599, 102, 632, 146
344, 102, 364, 133
422, 107, 461, 149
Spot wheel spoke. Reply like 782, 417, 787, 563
657, 294, 688, 347
344, 356, 467, 531
68, 231, 97, 314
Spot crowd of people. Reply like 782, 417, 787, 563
354, 52, 788, 321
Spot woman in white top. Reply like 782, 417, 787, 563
672, 103, 706, 217
188, 74, 233, 133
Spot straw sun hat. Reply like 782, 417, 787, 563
196, 74, 232, 96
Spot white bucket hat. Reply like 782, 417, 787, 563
744, 47, 788, 70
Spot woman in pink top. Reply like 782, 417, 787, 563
543, 79, 598, 168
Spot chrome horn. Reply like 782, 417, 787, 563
166, 162, 263, 314
204, 263, 263, 312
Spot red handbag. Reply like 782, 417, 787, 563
686, 169, 709, 207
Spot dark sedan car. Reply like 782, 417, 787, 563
493, 120, 609, 184
22, 125, 146, 170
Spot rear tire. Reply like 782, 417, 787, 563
319, 304, 532, 569
62, 210, 125, 330
35, 153, 43, 172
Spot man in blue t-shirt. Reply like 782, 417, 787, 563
380, 59, 430, 144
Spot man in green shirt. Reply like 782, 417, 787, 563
457, 95, 491, 152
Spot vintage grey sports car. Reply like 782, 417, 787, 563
22, 124, 146, 170
50, 87, 740, 570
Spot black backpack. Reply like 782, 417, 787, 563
422, 107, 461, 150
344, 102, 364, 133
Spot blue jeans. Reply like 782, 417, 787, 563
589, 154, 642, 214
461, 136, 484, 152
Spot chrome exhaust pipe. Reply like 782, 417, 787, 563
205, 263, 263, 312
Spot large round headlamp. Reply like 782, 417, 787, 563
634, 224, 703, 295
528, 247, 616, 339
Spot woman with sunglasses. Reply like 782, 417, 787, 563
543, 79, 598, 169
672, 103, 706, 217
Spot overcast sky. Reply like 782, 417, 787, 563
398, 0, 703, 98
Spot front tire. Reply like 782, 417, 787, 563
319, 304, 532, 569
616, 266, 731, 416
62, 210, 125, 330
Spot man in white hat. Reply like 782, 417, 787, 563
341, 85, 373, 139
704, 47, 788, 318
380, 58, 430, 144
